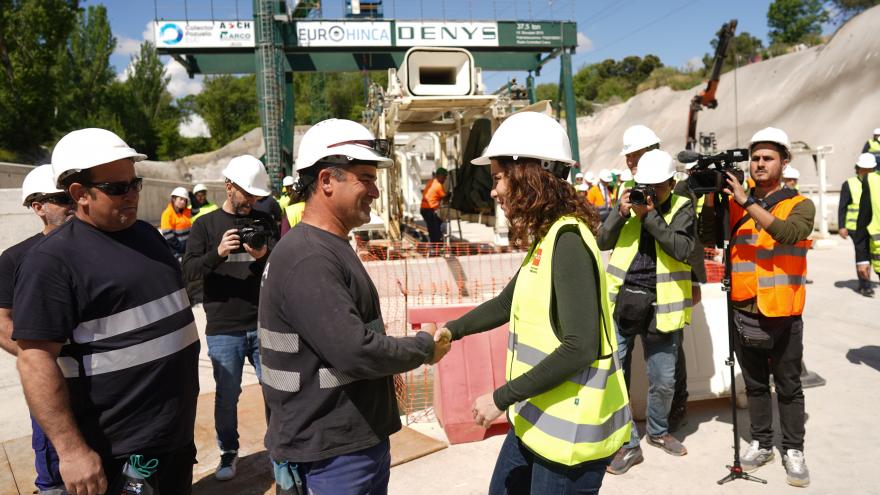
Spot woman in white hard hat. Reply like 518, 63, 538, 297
160, 186, 192, 260
436, 111, 631, 493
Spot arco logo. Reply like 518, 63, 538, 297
160, 24, 184, 45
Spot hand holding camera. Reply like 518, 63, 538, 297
217, 228, 241, 258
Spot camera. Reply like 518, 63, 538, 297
629, 184, 656, 206
234, 217, 271, 250
677, 148, 749, 194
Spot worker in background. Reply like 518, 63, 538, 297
260, 119, 450, 495
614, 169, 633, 200
588, 168, 614, 221
856, 151, 880, 290
0, 165, 74, 494
253, 192, 282, 226
14, 128, 200, 495
783, 166, 800, 190
838, 153, 877, 297
420, 167, 448, 243
700, 127, 814, 487
183, 155, 276, 481
619, 125, 662, 191
437, 111, 630, 492
280, 190, 306, 237
279, 175, 295, 210
160, 186, 192, 261
862, 127, 880, 165
192, 183, 219, 221
599, 149, 694, 475
574, 171, 585, 190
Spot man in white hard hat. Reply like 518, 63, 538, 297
782, 166, 800, 190
0, 164, 73, 494
182, 154, 277, 481
699, 127, 814, 487
13, 129, 200, 495
838, 153, 877, 297
259, 119, 450, 495
620, 125, 661, 188
191, 183, 219, 221
279, 175, 295, 210
160, 186, 192, 260
598, 149, 695, 474
856, 151, 880, 293
862, 128, 880, 166
574, 171, 584, 188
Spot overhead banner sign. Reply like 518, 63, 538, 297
154, 21, 254, 48
296, 21, 392, 47
395, 22, 498, 47
498, 22, 564, 47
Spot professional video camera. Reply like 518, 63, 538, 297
234, 217, 272, 250
628, 184, 656, 206
677, 148, 749, 194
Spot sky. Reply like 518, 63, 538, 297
96, 0, 834, 135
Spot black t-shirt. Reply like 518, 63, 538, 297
253, 196, 282, 224
12, 217, 200, 458
0, 232, 44, 309
182, 208, 278, 334
259, 222, 433, 462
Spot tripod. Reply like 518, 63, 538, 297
712, 193, 766, 485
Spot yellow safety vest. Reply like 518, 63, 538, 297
845, 176, 862, 231
868, 139, 880, 154
191, 202, 219, 222
605, 194, 693, 332
507, 216, 631, 466
866, 173, 880, 272
279, 194, 291, 211
285, 201, 306, 228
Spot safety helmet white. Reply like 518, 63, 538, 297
170, 187, 188, 199
856, 153, 877, 169
874, 128, 880, 135
296, 119, 392, 172
782, 166, 800, 180
51, 128, 147, 188
472, 111, 575, 166
575, 172, 584, 179
634, 150, 676, 185
620, 125, 661, 156
282, 175, 295, 186
584, 171, 595, 184
599, 169, 613, 183
749, 127, 791, 159
21, 164, 64, 206
222, 155, 272, 197
619, 169, 633, 182
193, 183, 207, 193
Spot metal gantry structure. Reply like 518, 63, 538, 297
156, 0, 580, 193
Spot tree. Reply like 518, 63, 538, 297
0, 0, 80, 155
119, 41, 175, 158
535, 83, 558, 103
826, 0, 880, 22
703, 31, 765, 73
195, 74, 260, 147
767, 0, 829, 45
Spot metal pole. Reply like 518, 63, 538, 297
526, 72, 536, 104
560, 49, 580, 166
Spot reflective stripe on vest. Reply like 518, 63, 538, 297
866, 173, 880, 272
845, 176, 862, 231
605, 194, 693, 332
729, 194, 811, 317
285, 202, 306, 228
508, 216, 631, 466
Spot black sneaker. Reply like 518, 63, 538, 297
215, 450, 239, 481
606, 446, 644, 475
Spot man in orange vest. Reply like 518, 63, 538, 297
420, 168, 448, 243
161, 186, 193, 260
700, 127, 814, 487
587, 168, 614, 221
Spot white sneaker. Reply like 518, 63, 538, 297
215, 450, 239, 481
740, 440, 774, 472
783, 449, 810, 487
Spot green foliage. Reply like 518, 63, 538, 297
194, 74, 260, 148
293, 71, 388, 124
534, 83, 558, 103
570, 55, 663, 115
826, 0, 880, 22
703, 31, 766, 74
637, 67, 705, 93
768, 0, 829, 45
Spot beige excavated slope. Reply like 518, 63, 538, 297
576, 5, 880, 189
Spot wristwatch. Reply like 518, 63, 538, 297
740, 196, 757, 208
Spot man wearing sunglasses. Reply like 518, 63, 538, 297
0, 164, 73, 494
12, 128, 200, 495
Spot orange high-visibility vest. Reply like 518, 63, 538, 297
729, 195, 811, 317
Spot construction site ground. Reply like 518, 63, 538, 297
0, 238, 876, 494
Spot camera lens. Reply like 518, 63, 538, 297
630, 189, 646, 205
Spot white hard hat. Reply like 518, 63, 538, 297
51, 128, 147, 187
782, 166, 800, 179
634, 150, 676, 184
21, 164, 64, 206
857, 153, 877, 169
575, 172, 584, 179
282, 175, 295, 186
620, 125, 661, 156
599, 168, 613, 182
296, 119, 392, 172
193, 183, 207, 193
874, 128, 880, 135
749, 127, 791, 158
170, 187, 188, 198
576, 183, 589, 192
222, 155, 272, 196
584, 171, 595, 183
620, 169, 633, 181
472, 112, 575, 166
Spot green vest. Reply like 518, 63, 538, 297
606, 194, 693, 332
285, 201, 306, 228
508, 216, 631, 466
868, 139, 880, 153
845, 176, 863, 231
866, 173, 880, 272
191, 202, 219, 222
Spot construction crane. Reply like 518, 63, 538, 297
685, 19, 737, 151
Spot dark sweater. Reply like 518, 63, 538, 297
445, 226, 602, 411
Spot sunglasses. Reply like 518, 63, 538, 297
84, 177, 144, 196
327, 139, 391, 158
36, 193, 75, 205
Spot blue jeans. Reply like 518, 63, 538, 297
206, 330, 262, 452
273, 439, 391, 495
31, 416, 63, 491
616, 326, 681, 448
489, 430, 610, 495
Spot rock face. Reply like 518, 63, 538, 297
575, 5, 880, 189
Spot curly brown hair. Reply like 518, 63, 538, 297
496, 158, 600, 248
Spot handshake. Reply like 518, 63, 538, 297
420, 323, 452, 365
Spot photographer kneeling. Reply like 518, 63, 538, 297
183, 155, 278, 481
598, 150, 695, 475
